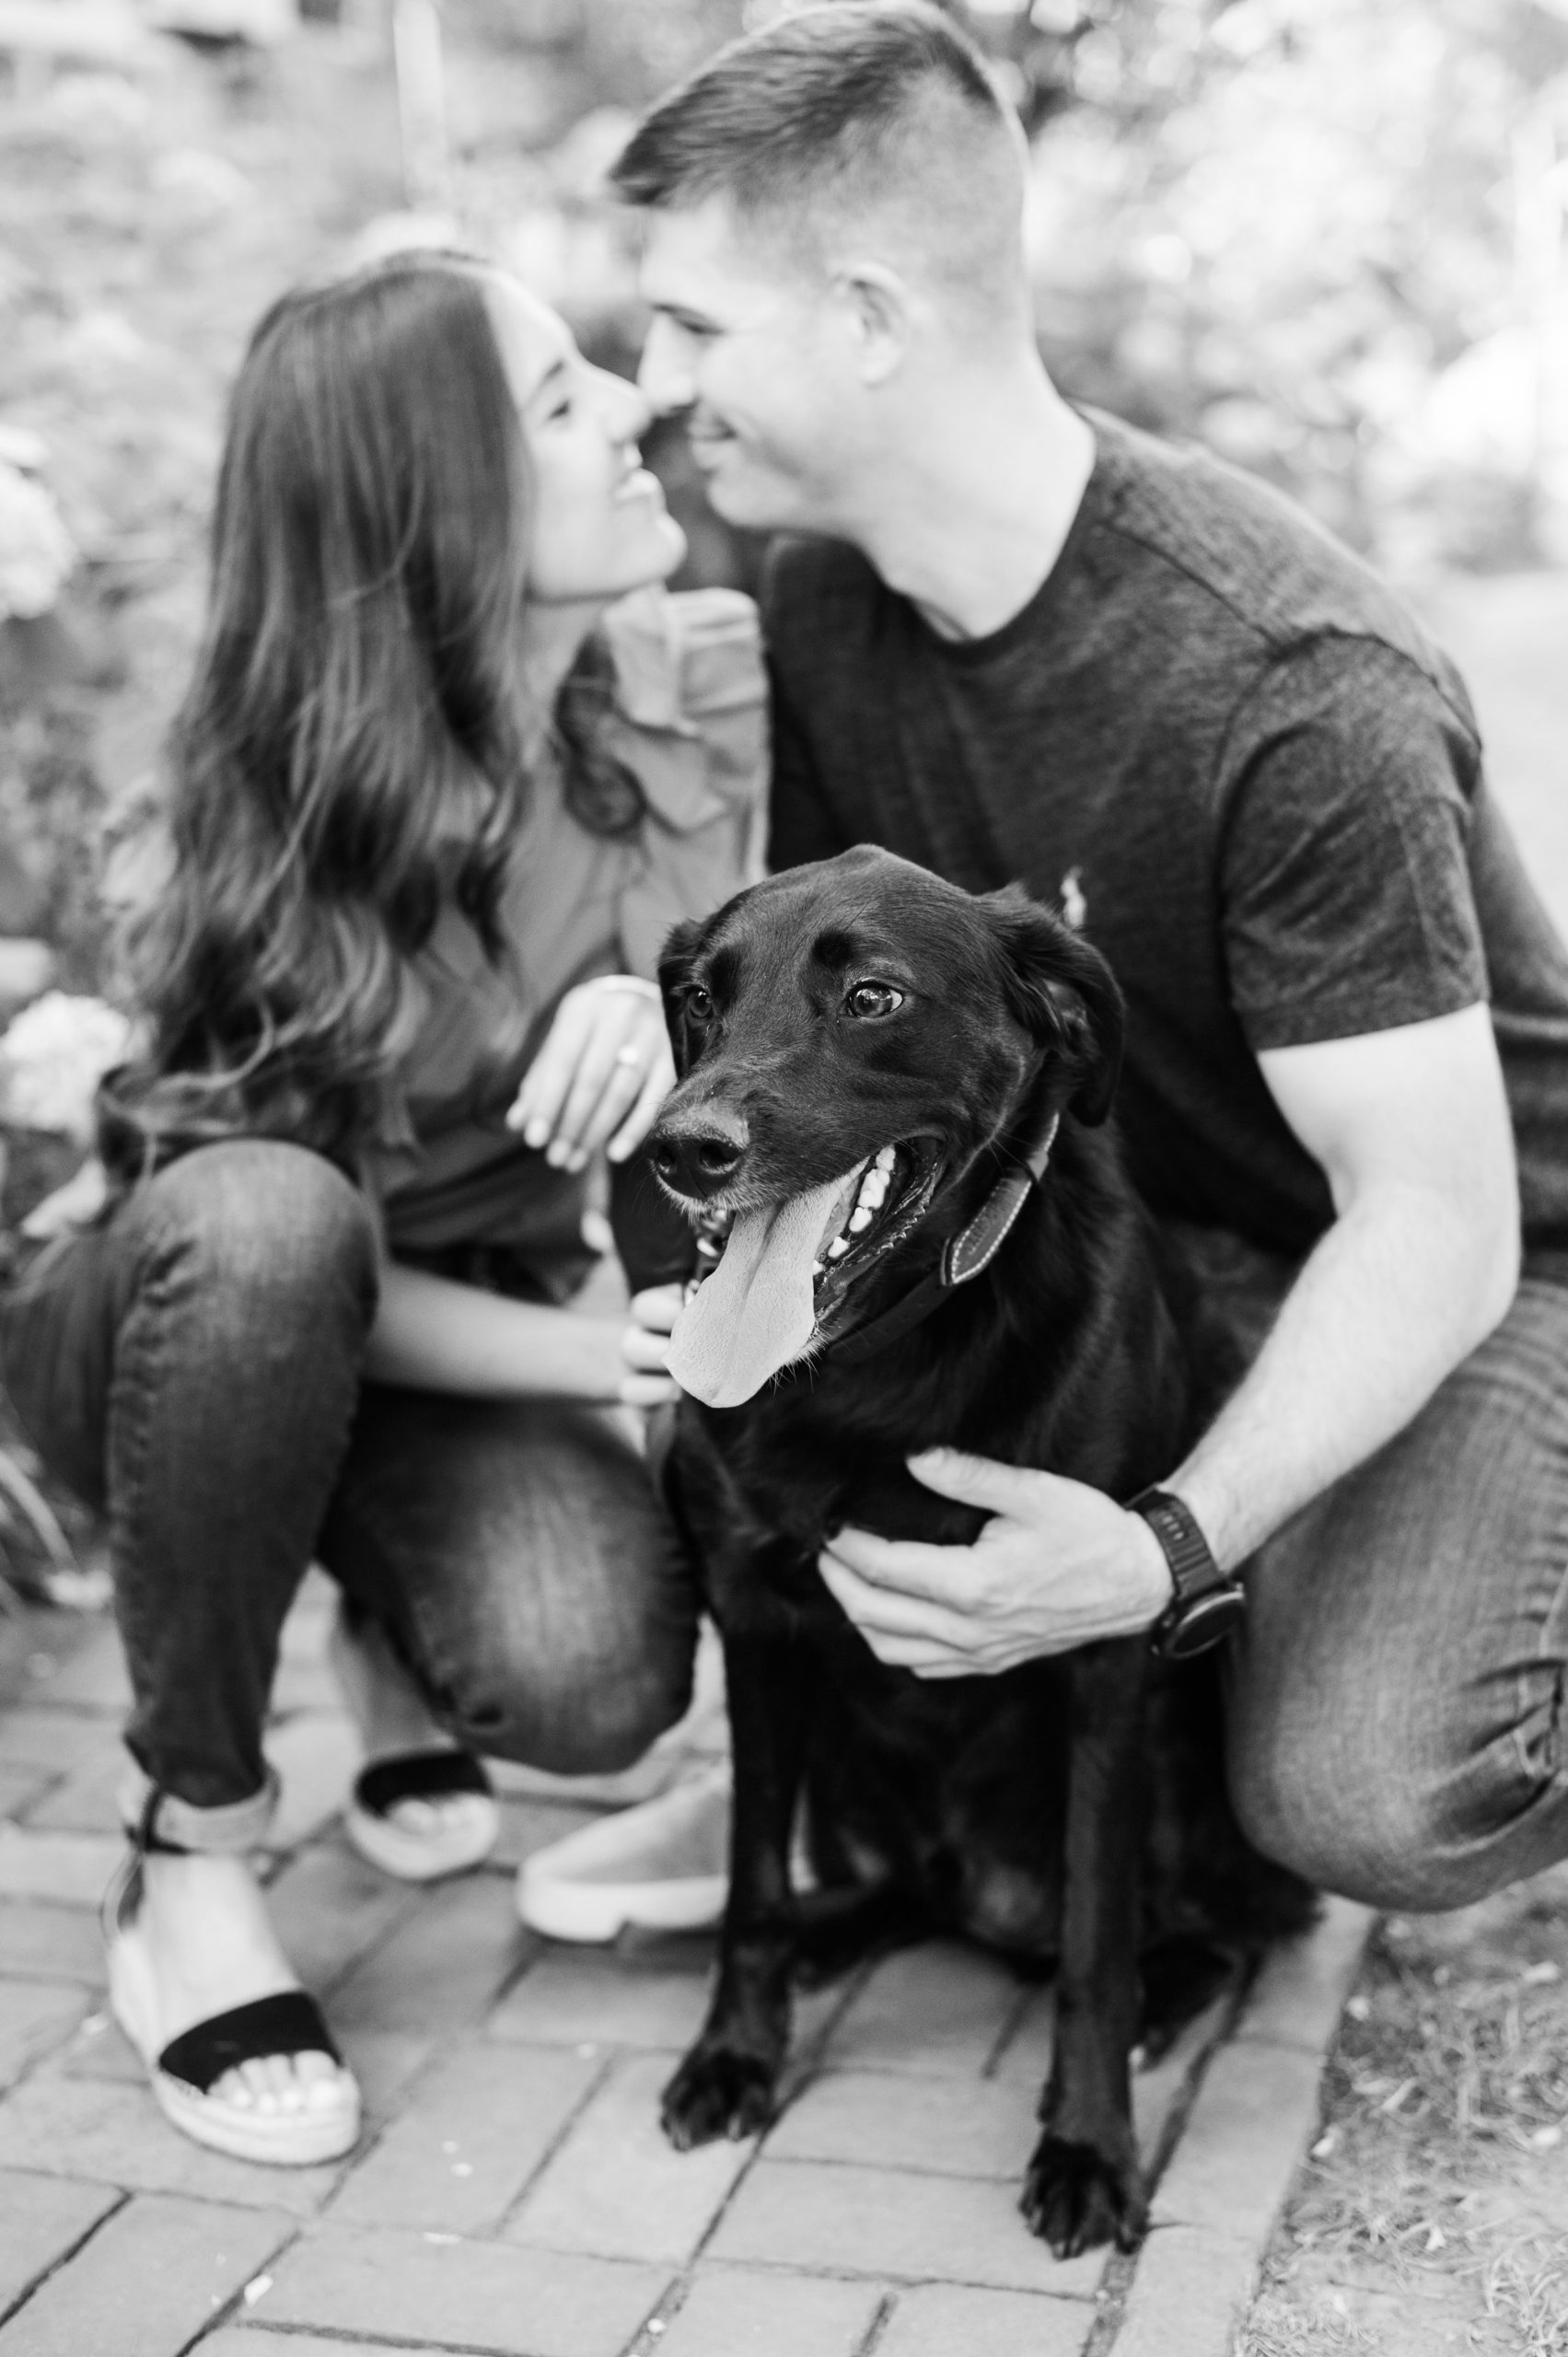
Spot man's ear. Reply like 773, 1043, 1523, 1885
832, 261, 914, 388
657, 918, 705, 1080
981, 885, 1125, 1127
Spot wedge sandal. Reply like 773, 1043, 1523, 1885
104, 1805, 360, 2168
343, 1748, 499, 1883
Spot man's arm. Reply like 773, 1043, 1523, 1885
818, 1000, 1520, 1675
1167, 998, 1518, 1568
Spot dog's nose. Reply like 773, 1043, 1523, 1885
648, 1109, 748, 1200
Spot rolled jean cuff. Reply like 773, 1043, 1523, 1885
117, 1758, 280, 1853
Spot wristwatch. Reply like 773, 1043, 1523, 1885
1126, 1487, 1246, 1659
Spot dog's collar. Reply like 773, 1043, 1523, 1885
814, 1110, 1061, 1370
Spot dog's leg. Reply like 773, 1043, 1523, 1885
662, 1626, 809, 2149
1021, 1635, 1148, 2258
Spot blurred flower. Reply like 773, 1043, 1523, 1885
0, 993, 130, 1144
0, 459, 75, 622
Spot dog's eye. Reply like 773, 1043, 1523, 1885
845, 982, 904, 1021
684, 985, 714, 1023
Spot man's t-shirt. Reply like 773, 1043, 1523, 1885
765, 410, 1568, 1260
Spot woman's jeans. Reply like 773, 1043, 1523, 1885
0, 1140, 698, 1852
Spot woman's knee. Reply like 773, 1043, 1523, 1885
440, 1618, 697, 1777
133, 1141, 377, 1338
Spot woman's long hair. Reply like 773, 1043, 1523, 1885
100, 250, 640, 1181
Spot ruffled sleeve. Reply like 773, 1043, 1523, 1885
602, 585, 769, 980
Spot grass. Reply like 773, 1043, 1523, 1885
1244, 1872, 1568, 2354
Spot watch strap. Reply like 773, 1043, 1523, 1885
1126, 1486, 1245, 1659
1125, 1486, 1224, 1603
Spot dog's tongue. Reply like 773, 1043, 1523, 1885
668, 1169, 858, 1408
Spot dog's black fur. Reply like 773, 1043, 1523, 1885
643, 846, 1313, 2258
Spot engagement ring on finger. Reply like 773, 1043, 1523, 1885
615, 1044, 644, 1068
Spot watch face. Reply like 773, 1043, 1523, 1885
1161, 1585, 1247, 1660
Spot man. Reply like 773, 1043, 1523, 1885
522, 0, 1568, 1937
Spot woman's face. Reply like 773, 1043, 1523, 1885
484, 275, 687, 607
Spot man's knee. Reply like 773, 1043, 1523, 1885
1229, 1701, 1526, 1913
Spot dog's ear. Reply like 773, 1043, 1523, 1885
657, 918, 707, 1079
981, 886, 1125, 1127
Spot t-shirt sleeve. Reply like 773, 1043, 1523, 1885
1216, 635, 1489, 1052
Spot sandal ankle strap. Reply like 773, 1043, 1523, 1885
126, 1787, 192, 1857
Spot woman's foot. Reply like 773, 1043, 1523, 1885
108, 1848, 359, 2162
330, 1606, 498, 1880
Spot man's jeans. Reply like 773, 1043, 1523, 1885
1178, 1225, 1568, 1911
0, 1140, 698, 1851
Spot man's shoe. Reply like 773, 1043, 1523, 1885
517, 1762, 732, 1942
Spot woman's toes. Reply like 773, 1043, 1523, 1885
386, 1792, 492, 1840
239, 2057, 279, 2112
294, 2048, 343, 2091
388, 1795, 443, 1837
264, 2053, 304, 2108
215, 2064, 254, 2110
303, 2061, 352, 2113
206, 2049, 344, 2115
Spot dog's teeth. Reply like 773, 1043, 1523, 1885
847, 1206, 873, 1234
827, 1236, 850, 1260
858, 1170, 888, 1208
874, 1145, 897, 1172
811, 1260, 825, 1277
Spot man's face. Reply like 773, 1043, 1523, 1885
636, 198, 858, 535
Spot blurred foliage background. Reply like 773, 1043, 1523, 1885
1, 0, 1563, 1244
3, 0, 1566, 798
1, 0, 1567, 1224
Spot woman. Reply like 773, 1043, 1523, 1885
0, 250, 763, 2165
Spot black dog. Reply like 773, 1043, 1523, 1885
643, 845, 1311, 2257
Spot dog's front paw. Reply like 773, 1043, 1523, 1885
1019, 2130, 1145, 2258
661, 2044, 779, 2150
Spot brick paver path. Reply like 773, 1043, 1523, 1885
0, 1579, 1367, 2357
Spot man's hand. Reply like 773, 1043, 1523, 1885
621, 1283, 684, 1409
819, 1448, 1173, 1678
507, 976, 675, 1172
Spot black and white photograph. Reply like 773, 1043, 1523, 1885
2, 3, 1568, 2351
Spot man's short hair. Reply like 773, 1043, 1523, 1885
611, 2, 1028, 324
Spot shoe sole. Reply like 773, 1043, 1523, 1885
517, 1868, 727, 1944
150, 2064, 361, 2166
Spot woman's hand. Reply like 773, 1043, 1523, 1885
819, 1448, 1174, 1678
621, 1283, 684, 1409
507, 975, 675, 1173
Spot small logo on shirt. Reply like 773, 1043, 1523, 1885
1059, 868, 1087, 932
